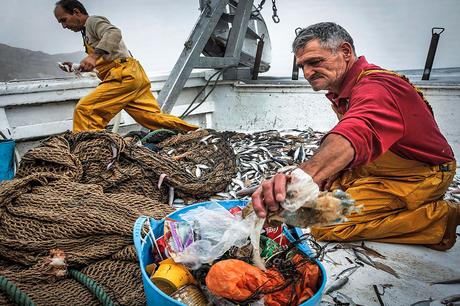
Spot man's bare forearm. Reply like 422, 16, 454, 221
299, 133, 355, 184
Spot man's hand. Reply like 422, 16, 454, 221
252, 169, 320, 218
252, 133, 354, 219
252, 173, 289, 218
79, 55, 98, 72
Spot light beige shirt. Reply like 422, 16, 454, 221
83, 15, 130, 62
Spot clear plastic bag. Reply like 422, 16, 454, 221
281, 168, 319, 212
173, 202, 257, 269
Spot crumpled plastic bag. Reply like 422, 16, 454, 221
263, 168, 359, 228
281, 168, 319, 212
173, 202, 259, 269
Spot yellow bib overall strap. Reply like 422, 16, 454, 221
357, 69, 434, 116
81, 30, 117, 80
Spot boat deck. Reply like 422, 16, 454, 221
319, 240, 460, 305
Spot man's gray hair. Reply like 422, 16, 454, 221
292, 22, 356, 55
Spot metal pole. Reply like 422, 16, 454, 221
291, 55, 299, 80
422, 27, 445, 81
252, 34, 265, 80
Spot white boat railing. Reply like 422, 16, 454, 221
1, 72, 459, 163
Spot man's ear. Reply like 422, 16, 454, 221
340, 42, 353, 60
73, 8, 81, 15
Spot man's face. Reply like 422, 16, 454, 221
54, 5, 84, 32
295, 39, 352, 93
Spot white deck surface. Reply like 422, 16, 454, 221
319, 238, 460, 305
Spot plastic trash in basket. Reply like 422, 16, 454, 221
133, 200, 327, 306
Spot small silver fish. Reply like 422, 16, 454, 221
231, 178, 246, 189
442, 294, 460, 304
168, 187, 174, 207
157, 173, 167, 189
195, 166, 202, 178
431, 278, 460, 285
353, 248, 376, 267
199, 135, 213, 145
325, 276, 349, 294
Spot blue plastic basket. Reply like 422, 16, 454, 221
0, 139, 15, 182
133, 200, 326, 306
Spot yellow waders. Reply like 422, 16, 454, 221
311, 150, 456, 246
73, 45, 198, 133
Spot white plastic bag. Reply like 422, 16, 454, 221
281, 168, 319, 212
173, 202, 257, 269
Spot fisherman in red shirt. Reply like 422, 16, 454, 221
252, 22, 459, 250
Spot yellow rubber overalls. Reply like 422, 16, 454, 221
73, 38, 198, 133
311, 70, 457, 248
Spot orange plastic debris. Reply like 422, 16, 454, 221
205, 256, 320, 305
205, 259, 270, 301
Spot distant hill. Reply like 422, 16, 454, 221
0, 43, 86, 81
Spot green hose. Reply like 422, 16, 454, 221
1, 270, 116, 306
0, 275, 35, 306
140, 129, 177, 144
68, 269, 115, 306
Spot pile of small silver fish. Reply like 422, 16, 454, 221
170, 128, 460, 205
210, 129, 460, 203
207, 128, 324, 200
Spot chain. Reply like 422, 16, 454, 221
252, 0, 266, 18
252, 0, 279, 23
271, 0, 280, 23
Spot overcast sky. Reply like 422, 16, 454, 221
1, 0, 459, 76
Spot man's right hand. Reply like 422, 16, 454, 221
251, 173, 289, 218
79, 55, 97, 72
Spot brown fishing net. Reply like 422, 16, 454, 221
16, 129, 237, 201
0, 129, 237, 305
134, 129, 237, 199
0, 173, 171, 266
15, 135, 83, 181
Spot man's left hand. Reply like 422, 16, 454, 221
79, 55, 98, 72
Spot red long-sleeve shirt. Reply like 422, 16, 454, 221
326, 56, 454, 167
